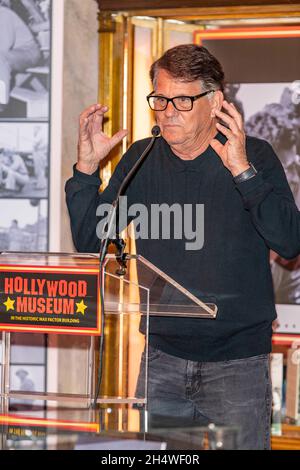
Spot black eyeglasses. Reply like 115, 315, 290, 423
146, 90, 215, 111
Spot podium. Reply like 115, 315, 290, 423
0, 252, 217, 419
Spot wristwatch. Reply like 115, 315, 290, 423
233, 162, 257, 184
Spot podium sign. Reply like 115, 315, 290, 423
0, 254, 101, 336
0, 252, 217, 410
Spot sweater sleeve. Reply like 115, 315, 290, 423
65, 147, 138, 253
235, 139, 300, 259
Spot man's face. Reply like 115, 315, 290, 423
153, 69, 217, 147
277, 123, 297, 151
16, 370, 26, 380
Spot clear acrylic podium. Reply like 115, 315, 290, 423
0, 252, 217, 418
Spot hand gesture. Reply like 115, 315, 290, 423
77, 104, 128, 174
210, 100, 250, 177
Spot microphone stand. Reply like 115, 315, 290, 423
92, 125, 160, 408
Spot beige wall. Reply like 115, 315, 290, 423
60, 0, 99, 252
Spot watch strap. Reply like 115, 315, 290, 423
233, 162, 257, 184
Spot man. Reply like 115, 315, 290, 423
15, 368, 35, 392
65, 45, 300, 449
15, 368, 35, 406
32, 125, 47, 190
0, 148, 29, 192
8, 219, 23, 251
0, 2, 41, 111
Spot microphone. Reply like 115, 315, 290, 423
151, 125, 161, 137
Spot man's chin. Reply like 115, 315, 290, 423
161, 128, 184, 145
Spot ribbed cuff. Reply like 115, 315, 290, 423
235, 172, 273, 208
73, 164, 101, 186
234, 172, 264, 195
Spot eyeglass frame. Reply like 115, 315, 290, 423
146, 90, 215, 112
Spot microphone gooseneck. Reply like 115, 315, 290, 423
115, 125, 161, 201
93, 127, 160, 408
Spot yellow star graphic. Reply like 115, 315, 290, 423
3, 296, 15, 312
76, 299, 87, 315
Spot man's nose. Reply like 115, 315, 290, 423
164, 100, 177, 117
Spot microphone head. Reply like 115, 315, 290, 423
151, 125, 161, 137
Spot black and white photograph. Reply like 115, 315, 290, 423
225, 82, 300, 305
0, 122, 48, 197
198, 30, 300, 306
0, 0, 51, 120
10, 364, 45, 407
0, 198, 47, 252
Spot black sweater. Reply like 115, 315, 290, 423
65, 133, 300, 361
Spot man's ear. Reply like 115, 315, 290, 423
211, 90, 224, 117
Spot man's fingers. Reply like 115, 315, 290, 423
80, 104, 101, 122
79, 104, 108, 137
215, 108, 239, 134
109, 129, 128, 148
210, 138, 224, 158
222, 100, 244, 131
80, 103, 105, 118
79, 104, 108, 125
79, 117, 90, 138
215, 122, 232, 139
92, 110, 105, 130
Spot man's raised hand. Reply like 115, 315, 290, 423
77, 104, 128, 174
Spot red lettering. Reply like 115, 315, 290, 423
37, 297, 46, 313
4, 277, 14, 294
58, 280, 67, 297
36, 279, 46, 295
63, 299, 74, 314
46, 298, 54, 313
30, 279, 38, 296
78, 281, 87, 297
47, 281, 58, 297
17, 296, 27, 312
27, 298, 36, 314
14, 277, 23, 293
68, 282, 77, 298
23, 279, 31, 295
53, 298, 62, 314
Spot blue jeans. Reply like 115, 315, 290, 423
136, 345, 272, 450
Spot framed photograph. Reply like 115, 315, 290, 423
0, 198, 48, 252
194, 27, 300, 318
0, 0, 51, 120
0, 122, 48, 198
